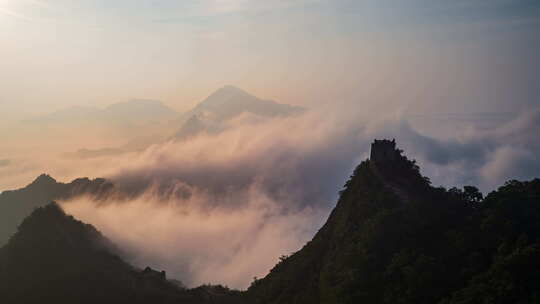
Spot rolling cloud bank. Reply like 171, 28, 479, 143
58, 106, 540, 289
2, 98, 539, 289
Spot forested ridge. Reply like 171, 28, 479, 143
247, 141, 540, 303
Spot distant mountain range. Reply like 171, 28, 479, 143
63, 86, 305, 157
2, 140, 540, 303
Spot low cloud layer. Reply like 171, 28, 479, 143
62, 192, 325, 289
4, 106, 540, 289
59, 112, 364, 289
391, 109, 540, 190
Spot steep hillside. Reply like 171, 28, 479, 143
247, 139, 540, 304
0, 203, 242, 304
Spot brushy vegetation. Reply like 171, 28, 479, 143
0, 203, 242, 304
247, 152, 540, 304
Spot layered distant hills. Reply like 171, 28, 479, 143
55, 86, 305, 157
0, 83, 311, 242
26, 86, 302, 131
1, 140, 540, 303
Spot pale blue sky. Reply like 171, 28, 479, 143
1, 0, 539, 117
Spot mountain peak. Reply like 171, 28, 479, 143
200, 85, 256, 107
191, 86, 304, 118
220, 85, 246, 93
30, 174, 57, 186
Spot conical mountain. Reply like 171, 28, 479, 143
191, 85, 304, 121
172, 86, 304, 140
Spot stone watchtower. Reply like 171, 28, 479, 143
370, 139, 400, 163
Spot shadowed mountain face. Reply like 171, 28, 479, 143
0, 174, 114, 246
247, 140, 540, 304
0, 203, 242, 304
173, 86, 305, 140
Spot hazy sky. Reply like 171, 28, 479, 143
1, 0, 539, 118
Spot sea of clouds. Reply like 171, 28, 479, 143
2, 105, 540, 288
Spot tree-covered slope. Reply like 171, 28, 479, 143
0, 203, 242, 304
247, 140, 540, 304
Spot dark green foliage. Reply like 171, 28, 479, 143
0, 203, 243, 304
443, 179, 540, 304
247, 150, 540, 304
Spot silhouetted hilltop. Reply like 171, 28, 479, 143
0, 202, 243, 304
247, 139, 540, 304
0, 174, 114, 246
29, 173, 57, 186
